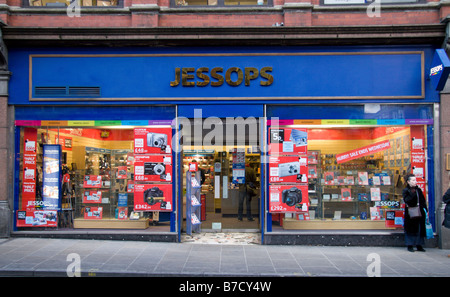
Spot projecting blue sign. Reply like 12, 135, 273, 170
429, 49, 450, 91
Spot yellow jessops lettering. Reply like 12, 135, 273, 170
170, 66, 273, 87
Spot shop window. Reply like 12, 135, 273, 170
322, 0, 424, 4
268, 124, 429, 231
26, 0, 120, 7
15, 125, 173, 231
174, 0, 270, 7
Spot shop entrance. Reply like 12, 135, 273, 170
181, 117, 261, 233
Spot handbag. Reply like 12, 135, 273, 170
424, 208, 434, 239
408, 206, 422, 219
407, 191, 422, 219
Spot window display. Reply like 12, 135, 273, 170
267, 122, 429, 231
15, 124, 173, 231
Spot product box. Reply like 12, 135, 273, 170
134, 154, 172, 182
82, 190, 102, 203
269, 184, 309, 213
268, 155, 308, 183
268, 128, 308, 155
134, 183, 173, 212
341, 188, 352, 201
134, 127, 172, 154
84, 206, 103, 220
324, 171, 335, 185
83, 175, 102, 188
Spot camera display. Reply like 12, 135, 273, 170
278, 162, 300, 177
143, 186, 167, 208
144, 162, 166, 177
282, 187, 303, 208
147, 133, 168, 150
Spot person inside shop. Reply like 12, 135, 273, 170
238, 164, 257, 222
402, 173, 428, 252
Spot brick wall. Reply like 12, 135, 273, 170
0, 0, 445, 28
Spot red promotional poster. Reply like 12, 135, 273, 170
410, 126, 427, 198
22, 128, 37, 210
84, 206, 103, 219
16, 210, 58, 227
336, 139, 391, 164
55, 135, 72, 151
134, 154, 172, 182
268, 128, 308, 155
268, 155, 308, 183
385, 210, 404, 228
82, 190, 102, 203
134, 127, 172, 154
127, 180, 134, 193
83, 175, 102, 188
269, 184, 309, 213
134, 184, 173, 212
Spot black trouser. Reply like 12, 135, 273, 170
238, 190, 251, 220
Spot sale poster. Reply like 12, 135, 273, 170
134, 184, 173, 211
134, 154, 172, 182
336, 140, 390, 164
268, 128, 308, 155
22, 128, 37, 210
410, 126, 427, 198
269, 184, 309, 213
134, 127, 172, 154
268, 155, 308, 183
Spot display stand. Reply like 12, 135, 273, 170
186, 170, 201, 235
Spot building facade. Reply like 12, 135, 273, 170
0, 0, 449, 247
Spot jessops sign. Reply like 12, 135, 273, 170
429, 49, 450, 91
26, 51, 425, 101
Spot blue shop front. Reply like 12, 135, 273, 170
8, 46, 441, 245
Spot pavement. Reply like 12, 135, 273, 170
0, 235, 449, 278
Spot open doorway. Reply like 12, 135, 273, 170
181, 117, 261, 233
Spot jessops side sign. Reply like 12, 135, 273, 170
429, 49, 450, 91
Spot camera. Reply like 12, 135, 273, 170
282, 187, 303, 208
144, 162, 166, 178
147, 133, 168, 150
143, 187, 165, 206
278, 162, 300, 177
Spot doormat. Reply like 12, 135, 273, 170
181, 232, 260, 245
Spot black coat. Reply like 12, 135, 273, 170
443, 188, 450, 228
402, 186, 427, 236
